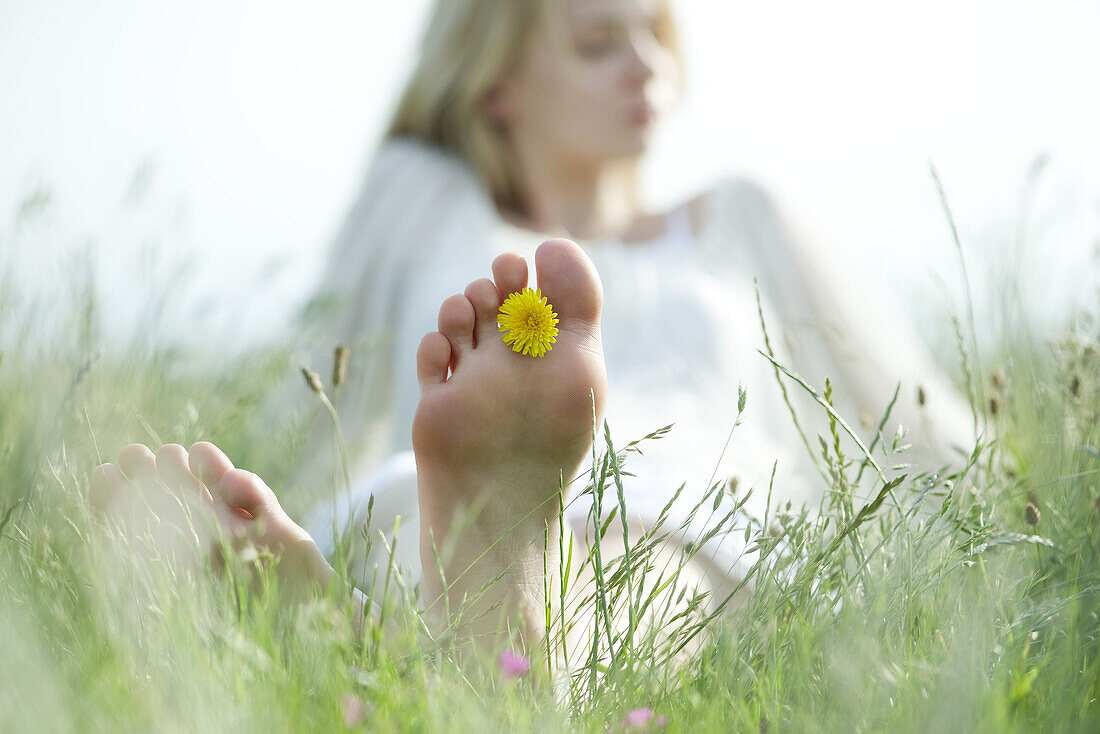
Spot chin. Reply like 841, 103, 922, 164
591, 127, 649, 159
610, 132, 651, 158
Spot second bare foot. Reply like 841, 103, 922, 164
90, 442, 333, 597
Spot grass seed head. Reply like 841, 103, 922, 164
917, 385, 927, 406
301, 367, 324, 395
1025, 501, 1040, 526
989, 393, 1002, 417
333, 344, 350, 387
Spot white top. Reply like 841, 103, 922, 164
583, 207, 806, 519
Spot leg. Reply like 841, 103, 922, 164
412, 238, 607, 651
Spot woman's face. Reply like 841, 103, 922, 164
491, 0, 678, 166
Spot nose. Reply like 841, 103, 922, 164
625, 29, 657, 84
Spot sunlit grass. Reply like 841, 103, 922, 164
1, 202, 1097, 732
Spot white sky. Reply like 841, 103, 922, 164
2, 0, 1098, 346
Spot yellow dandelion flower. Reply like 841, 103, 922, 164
497, 287, 559, 357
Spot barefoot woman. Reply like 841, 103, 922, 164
308, 0, 970, 607
90, 238, 606, 647
92, 0, 971, 655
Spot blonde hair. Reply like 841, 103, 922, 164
388, 0, 680, 215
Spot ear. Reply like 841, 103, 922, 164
483, 82, 513, 126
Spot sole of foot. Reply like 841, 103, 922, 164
411, 238, 607, 625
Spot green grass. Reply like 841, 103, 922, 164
1, 219, 1097, 732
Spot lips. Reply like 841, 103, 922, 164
631, 103, 655, 126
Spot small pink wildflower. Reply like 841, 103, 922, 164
341, 693, 368, 727
498, 648, 531, 680
620, 708, 667, 731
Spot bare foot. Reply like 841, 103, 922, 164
90, 442, 333, 598
412, 238, 606, 645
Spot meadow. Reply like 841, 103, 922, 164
1, 195, 1097, 732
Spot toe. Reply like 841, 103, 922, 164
464, 278, 501, 345
188, 441, 235, 488
117, 443, 158, 482
491, 252, 528, 296
437, 294, 475, 361
156, 443, 213, 502
417, 331, 452, 389
533, 238, 603, 329
89, 463, 126, 512
214, 468, 274, 519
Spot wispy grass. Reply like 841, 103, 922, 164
1, 195, 1098, 732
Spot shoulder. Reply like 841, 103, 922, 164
696, 176, 782, 225
683, 176, 784, 241
369, 137, 485, 191
680, 176, 794, 272
340, 136, 496, 235
323, 138, 498, 291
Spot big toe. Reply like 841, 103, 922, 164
213, 468, 275, 520
533, 238, 603, 329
